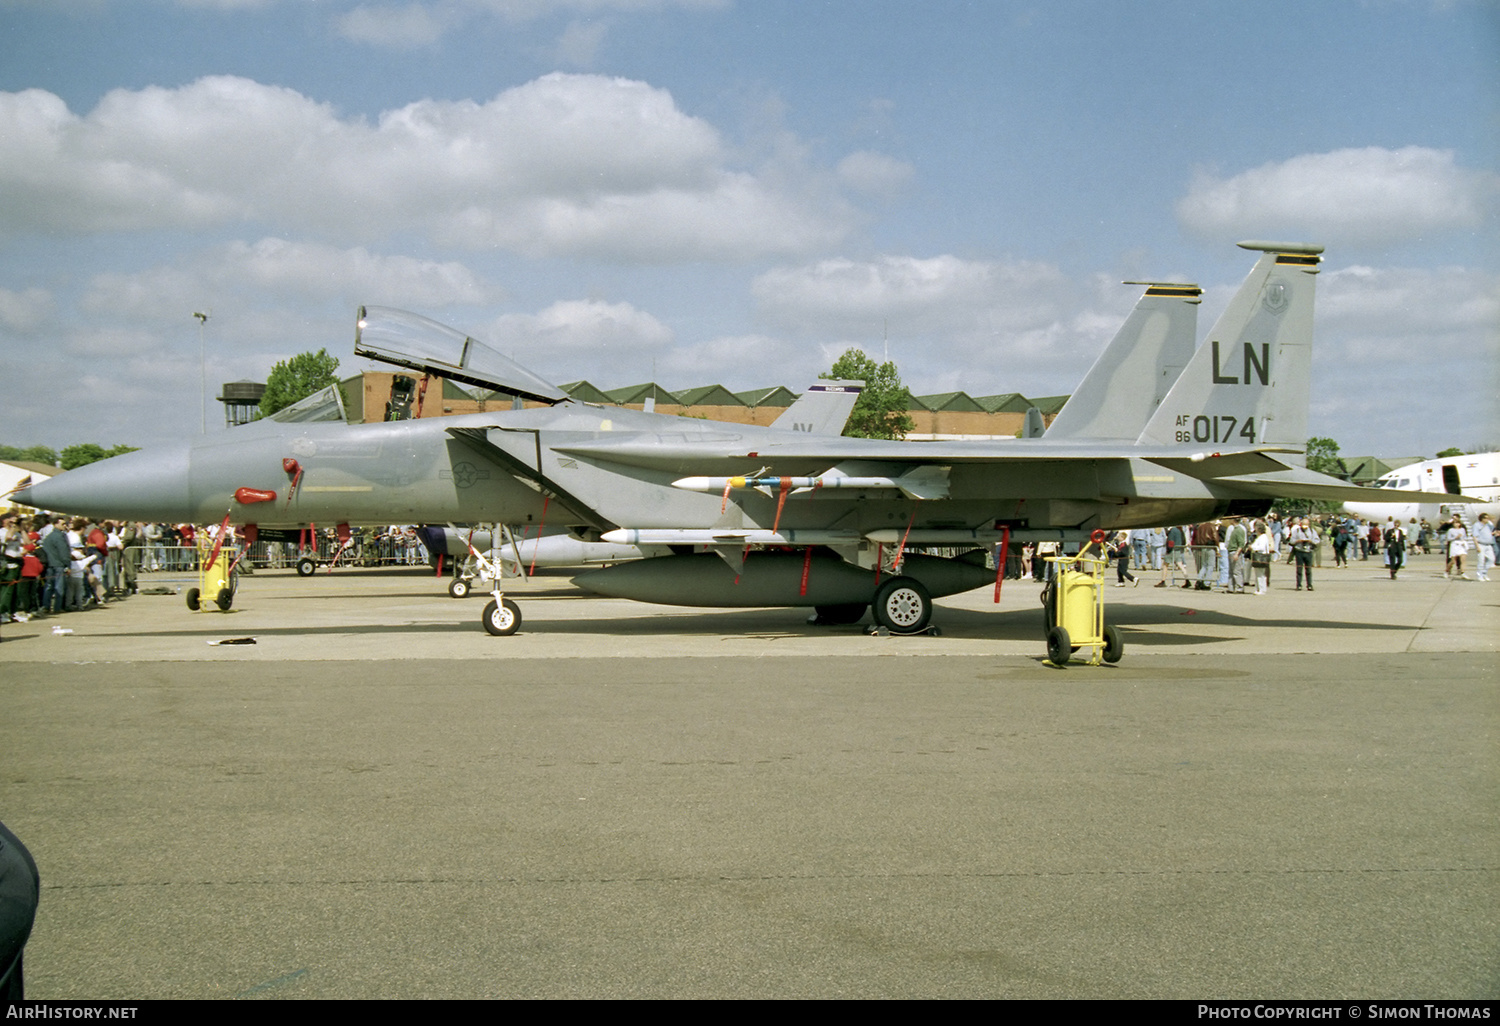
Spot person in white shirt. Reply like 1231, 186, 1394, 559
1288, 517, 1319, 591
1471, 513, 1493, 582
1445, 514, 1470, 580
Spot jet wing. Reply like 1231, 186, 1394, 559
551, 433, 1298, 474
355, 306, 570, 405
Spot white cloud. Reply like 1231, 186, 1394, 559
1319, 263, 1500, 349
333, 0, 727, 49
475, 298, 674, 383
835, 151, 914, 199
753, 254, 1077, 337
335, 4, 453, 48
485, 298, 672, 353
81, 238, 493, 323
0, 287, 54, 335
552, 18, 610, 66
0, 74, 856, 261
656, 333, 820, 387
174, 0, 277, 8
1177, 146, 1498, 247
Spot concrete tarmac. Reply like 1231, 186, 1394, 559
1, 551, 1495, 998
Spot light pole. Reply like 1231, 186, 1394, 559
194, 311, 209, 433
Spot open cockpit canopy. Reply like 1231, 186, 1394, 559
354, 306, 569, 406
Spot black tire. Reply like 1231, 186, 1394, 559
1041, 579, 1057, 630
215, 588, 233, 612
810, 603, 867, 625
296, 557, 317, 577
185, 587, 200, 611
449, 578, 471, 599
872, 577, 932, 634
1102, 624, 1124, 664
481, 598, 521, 636
1046, 625, 1071, 665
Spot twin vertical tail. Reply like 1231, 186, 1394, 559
1135, 240, 1323, 465
1045, 281, 1201, 441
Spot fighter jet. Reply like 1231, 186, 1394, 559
14, 241, 1436, 636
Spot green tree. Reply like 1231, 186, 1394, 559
1274, 436, 1345, 516
58, 443, 139, 470
1304, 436, 1346, 478
1434, 446, 1465, 458
258, 348, 341, 417
0, 444, 59, 466
821, 348, 915, 440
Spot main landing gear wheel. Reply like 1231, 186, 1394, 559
185, 587, 200, 611
449, 578, 471, 599
872, 577, 932, 634
481, 598, 521, 636
1046, 625, 1071, 665
808, 603, 867, 626
296, 557, 317, 577
1102, 623, 1124, 664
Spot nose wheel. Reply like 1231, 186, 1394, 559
481, 596, 522, 636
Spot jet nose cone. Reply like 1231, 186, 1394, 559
14, 443, 194, 521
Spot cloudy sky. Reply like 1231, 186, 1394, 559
1, 0, 1496, 457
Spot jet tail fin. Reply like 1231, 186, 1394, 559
771, 380, 863, 435
1135, 241, 1323, 465
1021, 406, 1045, 438
1045, 281, 1201, 440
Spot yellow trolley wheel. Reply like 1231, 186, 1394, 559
1103, 624, 1124, 663
1046, 625, 1071, 665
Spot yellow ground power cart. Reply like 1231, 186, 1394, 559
186, 529, 239, 612
1040, 531, 1123, 666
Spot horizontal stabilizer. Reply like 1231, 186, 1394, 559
1147, 450, 1297, 479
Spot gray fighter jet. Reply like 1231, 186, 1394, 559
14, 241, 1434, 636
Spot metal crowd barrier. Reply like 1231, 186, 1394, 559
120, 535, 432, 573
243, 534, 430, 568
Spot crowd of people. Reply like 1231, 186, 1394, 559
999, 510, 1496, 597
0, 515, 149, 622
0, 516, 441, 624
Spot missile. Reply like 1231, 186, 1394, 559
673, 464, 950, 500
674, 475, 898, 492
600, 528, 861, 547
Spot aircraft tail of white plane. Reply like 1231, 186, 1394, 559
1136, 241, 1323, 464
1045, 281, 1200, 441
